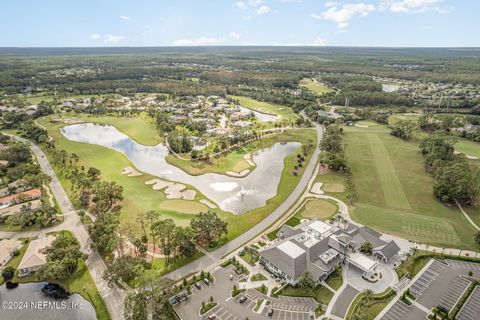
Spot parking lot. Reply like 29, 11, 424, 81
457, 285, 480, 320
437, 276, 471, 311
269, 296, 317, 312
409, 260, 444, 298
447, 259, 480, 272
260, 308, 313, 320
380, 300, 427, 320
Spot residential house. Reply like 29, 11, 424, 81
0, 188, 42, 208
17, 235, 56, 277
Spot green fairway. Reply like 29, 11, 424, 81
299, 78, 334, 95
343, 122, 479, 249
230, 95, 299, 122
454, 138, 480, 160
165, 146, 253, 175
36, 116, 317, 248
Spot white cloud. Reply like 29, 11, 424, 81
172, 37, 223, 46
255, 5, 271, 15
308, 37, 328, 46
104, 34, 124, 44
312, 2, 376, 29
229, 32, 241, 39
235, 1, 247, 9
120, 15, 131, 22
384, 0, 446, 13
89, 33, 101, 40
235, 0, 271, 16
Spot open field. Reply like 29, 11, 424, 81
297, 199, 338, 220
343, 121, 479, 249
299, 78, 334, 95
230, 95, 299, 122
36, 115, 317, 248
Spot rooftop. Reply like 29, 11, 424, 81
277, 241, 305, 259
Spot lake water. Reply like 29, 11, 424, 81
61, 123, 300, 214
238, 106, 278, 122
382, 84, 400, 92
0, 282, 96, 320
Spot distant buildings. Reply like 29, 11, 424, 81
259, 220, 400, 285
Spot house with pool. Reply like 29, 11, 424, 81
259, 220, 400, 284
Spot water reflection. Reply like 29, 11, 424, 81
61, 123, 300, 214
0, 282, 96, 320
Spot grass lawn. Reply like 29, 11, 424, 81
240, 251, 259, 266
314, 171, 347, 196
347, 289, 396, 320
297, 199, 338, 220
230, 95, 299, 122
343, 121, 479, 249
324, 268, 343, 291
250, 273, 267, 281
280, 284, 334, 305
158, 199, 208, 214
454, 138, 480, 160
388, 114, 421, 125
299, 78, 334, 95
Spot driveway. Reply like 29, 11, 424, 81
345, 261, 398, 293
331, 285, 359, 319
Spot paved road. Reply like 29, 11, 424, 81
164, 123, 324, 280
4, 134, 125, 320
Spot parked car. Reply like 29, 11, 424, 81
194, 282, 201, 290
267, 308, 274, 317
203, 278, 210, 286
239, 296, 247, 304
309, 311, 315, 318
207, 315, 216, 320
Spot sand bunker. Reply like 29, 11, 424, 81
145, 179, 196, 200
200, 199, 217, 209
355, 124, 369, 128
51, 118, 85, 125
454, 151, 479, 160
226, 169, 250, 177
121, 166, 143, 177
243, 154, 256, 166
311, 182, 324, 195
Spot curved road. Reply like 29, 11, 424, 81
3, 134, 125, 320
2, 120, 323, 318
163, 123, 324, 280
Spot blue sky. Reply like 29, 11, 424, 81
0, 0, 477, 47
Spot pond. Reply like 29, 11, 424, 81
0, 282, 96, 320
238, 106, 279, 122
61, 123, 301, 214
